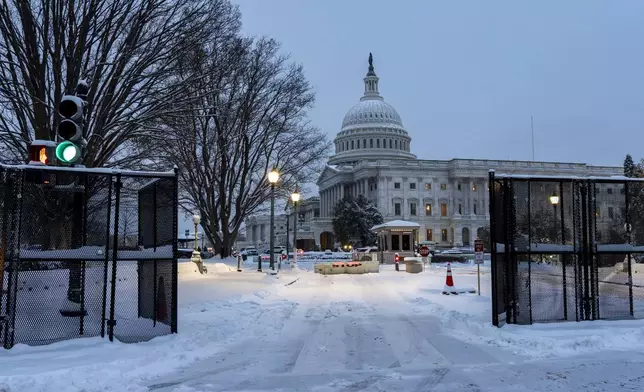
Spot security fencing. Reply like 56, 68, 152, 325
0, 165, 178, 348
490, 171, 644, 326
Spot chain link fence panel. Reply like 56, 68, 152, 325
0, 165, 178, 349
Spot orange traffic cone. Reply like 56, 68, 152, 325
442, 263, 459, 295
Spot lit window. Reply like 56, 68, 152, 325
441, 203, 447, 216
472, 185, 477, 191
425, 204, 432, 215
441, 229, 448, 242
425, 183, 431, 190
440, 184, 447, 190
426, 229, 433, 241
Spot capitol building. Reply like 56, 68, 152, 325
245, 55, 621, 251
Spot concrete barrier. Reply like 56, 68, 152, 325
314, 260, 379, 275
405, 262, 423, 274
361, 260, 380, 273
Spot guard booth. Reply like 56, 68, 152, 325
371, 220, 420, 264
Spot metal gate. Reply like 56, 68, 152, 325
490, 171, 644, 326
0, 165, 178, 348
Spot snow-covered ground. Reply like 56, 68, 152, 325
2, 258, 644, 391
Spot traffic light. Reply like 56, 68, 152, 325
56, 81, 89, 165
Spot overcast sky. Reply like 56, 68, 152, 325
234, 0, 644, 168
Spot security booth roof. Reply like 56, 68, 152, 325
371, 220, 421, 233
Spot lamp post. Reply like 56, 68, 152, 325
190, 214, 204, 273
267, 168, 280, 271
285, 209, 290, 266
549, 192, 560, 242
291, 188, 301, 268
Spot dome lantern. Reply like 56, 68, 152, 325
362, 52, 382, 101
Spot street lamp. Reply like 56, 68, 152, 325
291, 187, 301, 268
190, 214, 204, 273
267, 168, 280, 271
549, 192, 560, 243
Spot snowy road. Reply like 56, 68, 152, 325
146, 270, 644, 392
4, 261, 644, 392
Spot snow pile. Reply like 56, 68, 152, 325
0, 271, 294, 392
395, 265, 644, 359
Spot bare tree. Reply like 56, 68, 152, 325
154, 31, 330, 257
0, 0, 228, 167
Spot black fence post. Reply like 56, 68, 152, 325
0, 169, 16, 349
100, 177, 113, 339
108, 173, 122, 342
8, 170, 24, 348
489, 170, 498, 326
560, 180, 567, 321
625, 181, 634, 316
527, 180, 533, 325
589, 181, 598, 320
171, 167, 179, 334
502, 178, 513, 324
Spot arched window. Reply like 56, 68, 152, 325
363, 139, 366, 148
389, 139, 392, 149
376, 139, 380, 148
395, 139, 398, 149
370, 139, 373, 148
351, 140, 354, 149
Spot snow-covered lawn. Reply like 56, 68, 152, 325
2, 258, 644, 391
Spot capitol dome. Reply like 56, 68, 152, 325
328, 53, 416, 165
341, 99, 404, 130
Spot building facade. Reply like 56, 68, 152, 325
246, 54, 622, 250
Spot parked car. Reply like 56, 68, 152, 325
178, 248, 193, 259
354, 246, 378, 253
240, 247, 258, 256
262, 246, 285, 255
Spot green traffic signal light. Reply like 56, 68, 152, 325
56, 141, 81, 163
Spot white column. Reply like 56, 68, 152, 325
323, 189, 328, 217
453, 179, 459, 215
340, 183, 344, 201
333, 185, 337, 209
469, 179, 474, 215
